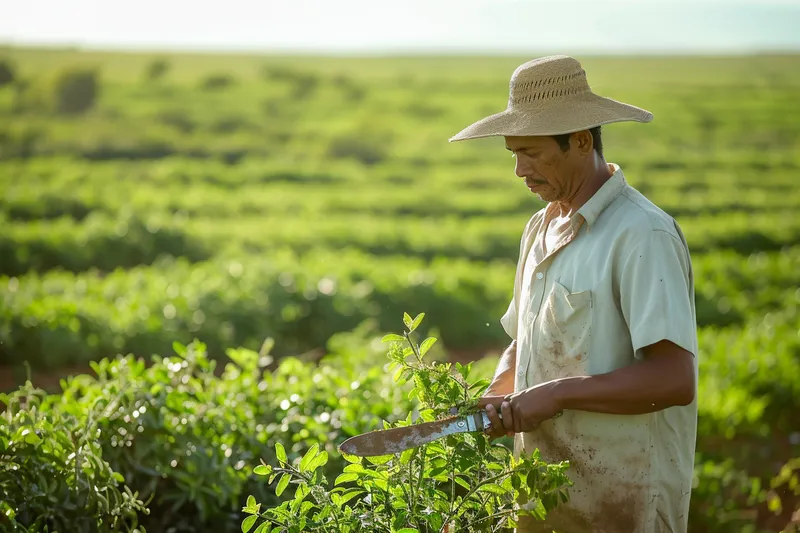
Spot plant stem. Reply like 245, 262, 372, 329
441, 470, 512, 526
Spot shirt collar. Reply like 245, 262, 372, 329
575, 163, 627, 227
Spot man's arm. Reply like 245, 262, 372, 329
553, 339, 695, 414
485, 340, 516, 396
486, 339, 695, 434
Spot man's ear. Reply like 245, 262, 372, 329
573, 130, 594, 155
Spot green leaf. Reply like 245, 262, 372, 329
478, 483, 507, 495
410, 313, 425, 332
112, 472, 125, 483
275, 474, 290, 497
300, 443, 319, 472
419, 337, 437, 356
253, 465, 271, 476
254, 523, 270, 533
241, 515, 257, 533
399, 448, 415, 465
306, 450, 328, 472
338, 488, 365, 505
382, 334, 406, 343
335, 472, 359, 485
246, 495, 256, 509
275, 442, 287, 464
172, 341, 187, 356
22, 431, 42, 446
396, 529, 419, 533
403, 312, 413, 329
342, 452, 362, 465
454, 476, 470, 490
366, 454, 393, 466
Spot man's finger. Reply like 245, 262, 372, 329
484, 404, 504, 438
512, 402, 522, 433
501, 401, 514, 433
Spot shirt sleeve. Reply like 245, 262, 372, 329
619, 227, 697, 359
500, 216, 537, 341
500, 297, 518, 340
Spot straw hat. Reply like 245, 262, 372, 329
449, 55, 653, 142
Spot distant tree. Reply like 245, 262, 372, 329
53, 69, 99, 114
145, 59, 170, 82
200, 74, 236, 91
0, 60, 15, 87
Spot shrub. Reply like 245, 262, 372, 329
243, 313, 571, 532
200, 74, 236, 91
327, 134, 387, 166
0, 322, 413, 532
0, 381, 148, 532
145, 59, 170, 82
53, 68, 99, 114
0, 60, 15, 87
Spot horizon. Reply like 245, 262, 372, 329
3, 0, 800, 56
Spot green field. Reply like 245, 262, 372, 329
1, 48, 799, 532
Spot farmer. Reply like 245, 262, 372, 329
451, 56, 698, 532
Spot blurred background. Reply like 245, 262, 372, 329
1, 0, 799, 531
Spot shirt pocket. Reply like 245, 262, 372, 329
536, 281, 593, 367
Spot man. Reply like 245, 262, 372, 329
450, 56, 698, 532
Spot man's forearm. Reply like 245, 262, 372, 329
486, 340, 517, 396
552, 342, 696, 415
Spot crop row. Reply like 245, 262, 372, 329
3, 207, 800, 279
2, 247, 798, 370
3, 169, 800, 224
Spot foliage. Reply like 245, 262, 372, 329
243, 314, 571, 532
0, 323, 414, 533
0, 59, 15, 87
0, 382, 148, 532
53, 68, 99, 114
145, 59, 170, 82
0, 49, 799, 532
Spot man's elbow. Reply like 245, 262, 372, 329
674, 363, 697, 406
674, 381, 696, 406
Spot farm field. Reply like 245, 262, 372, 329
0, 48, 799, 532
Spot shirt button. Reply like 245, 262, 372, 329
536, 272, 544, 280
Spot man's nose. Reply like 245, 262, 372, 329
514, 156, 529, 178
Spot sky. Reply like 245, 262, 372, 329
2, 0, 799, 55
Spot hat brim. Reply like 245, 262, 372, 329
448, 93, 653, 142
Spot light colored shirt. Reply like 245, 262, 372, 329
502, 164, 698, 533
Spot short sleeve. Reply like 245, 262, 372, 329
619, 228, 697, 359
500, 298, 518, 340
499, 214, 538, 341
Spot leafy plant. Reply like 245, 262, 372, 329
242, 313, 571, 532
53, 68, 99, 114
0, 381, 149, 532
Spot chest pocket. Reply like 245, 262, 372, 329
536, 281, 593, 367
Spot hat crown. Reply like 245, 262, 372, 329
508, 55, 590, 108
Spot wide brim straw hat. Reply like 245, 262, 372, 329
449, 55, 653, 142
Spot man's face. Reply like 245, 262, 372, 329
504, 134, 585, 204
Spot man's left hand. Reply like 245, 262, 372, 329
503, 381, 564, 433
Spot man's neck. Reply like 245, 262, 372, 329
555, 161, 614, 216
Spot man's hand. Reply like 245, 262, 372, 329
478, 382, 564, 436
477, 396, 514, 439
503, 381, 564, 433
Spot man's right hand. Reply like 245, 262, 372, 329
477, 396, 515, 439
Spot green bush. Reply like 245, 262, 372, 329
145, 59, 170, 83
0, 60, 15, 87
243, 313, 571, 532
0, 382, 148, 532
0, 321, 415, 532
200, 74, 236, 91
53, 69, 99, 114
